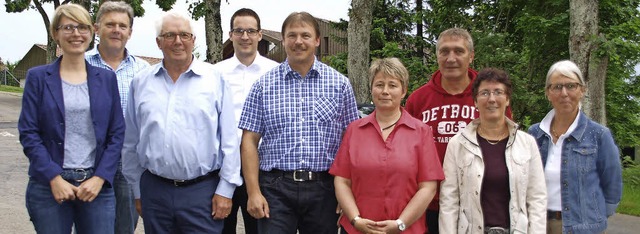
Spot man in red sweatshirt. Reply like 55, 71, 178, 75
405, 28, 511, 233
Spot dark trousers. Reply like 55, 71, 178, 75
222, 184, 257, 234
257, 171, 339, 234
427, 209, 439, 234
140, 170, 224, 234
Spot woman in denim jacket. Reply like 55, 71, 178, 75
528, 60, 622, 234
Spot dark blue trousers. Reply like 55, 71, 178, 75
257, 171, 339, 234
140, 170, 224, 234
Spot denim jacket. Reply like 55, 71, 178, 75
528, 111, 622, 234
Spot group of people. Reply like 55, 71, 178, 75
17, 2, 623, 234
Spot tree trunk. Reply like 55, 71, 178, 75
416, 0, 424, 59
569, 0, 608, 125
348, 0, 375, 104
204, 0, 223, 63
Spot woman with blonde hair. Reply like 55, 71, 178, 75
330, 58, 444, 233
18, 4, 124, 233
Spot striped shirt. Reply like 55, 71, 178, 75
238, 59, 359, 171
86, 46, 150, 115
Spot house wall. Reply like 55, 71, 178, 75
14, 46, 48, 82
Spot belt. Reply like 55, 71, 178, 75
548, 210, 562, 220
61, 168, 94, 183
149, 170, 219, 187
485, 227, 509, 234
263, 169, 331, 182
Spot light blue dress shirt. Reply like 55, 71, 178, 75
122, 59, 241, 199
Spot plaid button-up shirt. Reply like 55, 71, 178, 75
86, 46, 150, 115
239, 59, 359, 172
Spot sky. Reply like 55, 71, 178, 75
0, 0, 350, 63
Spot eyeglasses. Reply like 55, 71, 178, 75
231, 28, 259, 37
56, 24, 91, 34
159, 32, 193, 41
547, 82, 581, 93
478, 89, 506, 99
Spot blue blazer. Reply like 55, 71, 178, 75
18, 57, 125, 186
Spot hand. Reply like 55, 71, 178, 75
246, 193, 270, 219
49, 175, 78, 204
135, 199, 143, 217
212, 194, 232, 220
373, 220, 401, 234
353, 217, 385, 234
76, 176, 105, 202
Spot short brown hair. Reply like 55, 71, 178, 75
95, 1, 135, 27
281, 12, 319, 38
436, 28, 474, 52
472, 68, 512, 102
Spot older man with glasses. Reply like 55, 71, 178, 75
122, 10, 242, 233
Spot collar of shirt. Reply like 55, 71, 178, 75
85, 45, 136, 69
358, 108, 418, 131
540, 108, 581, 139
154, 56, 209, 79
282, 58, 321, 80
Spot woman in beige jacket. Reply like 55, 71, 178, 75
439, 68, 547, 234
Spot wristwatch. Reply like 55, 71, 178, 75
351, 215, 361, 226
396, 219, 406, 231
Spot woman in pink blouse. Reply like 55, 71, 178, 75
330, 58, 444, 234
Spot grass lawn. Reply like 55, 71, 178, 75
618, 166, 640, 216
0, 85, 23, 93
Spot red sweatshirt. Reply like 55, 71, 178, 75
405, 68, 512, 211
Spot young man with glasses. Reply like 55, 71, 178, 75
85, 2, 149, 233
122, 10, 242, 233
213, 8, 278, 234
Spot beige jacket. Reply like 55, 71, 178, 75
439, 118, 547, 234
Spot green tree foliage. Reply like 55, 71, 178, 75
327, 0, 640, 147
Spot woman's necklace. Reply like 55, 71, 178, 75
479, 125, 507, 145
380, 113, 401, 131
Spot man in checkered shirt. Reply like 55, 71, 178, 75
238, 11, 359, 234
85, 2, 149, 233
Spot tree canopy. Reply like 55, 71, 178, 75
326, 0, 640, 148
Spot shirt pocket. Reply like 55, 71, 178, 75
573, 146, 597, 171
314, 95, 338, 122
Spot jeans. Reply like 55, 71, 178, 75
140, 170, 224, 233
222, 184, 257, 234
26, 176, 115, 234
257, 171, 339, 234
114, 162, 138, 234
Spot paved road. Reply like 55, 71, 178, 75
0, 91, 634, 233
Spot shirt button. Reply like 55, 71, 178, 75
301, 117, 305, 121
301, 137, 305, 142
165, 145, 169, 148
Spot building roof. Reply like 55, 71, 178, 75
136, 55, 162, 65
35, 44, 63, 57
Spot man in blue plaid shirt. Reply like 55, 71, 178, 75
85, 2, 149, 233
238, 11, 359, 234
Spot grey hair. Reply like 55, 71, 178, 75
155, 10, 196, 37
545, 60, 585, 87
95, 1, 135, 27
436, 28, 474, 52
